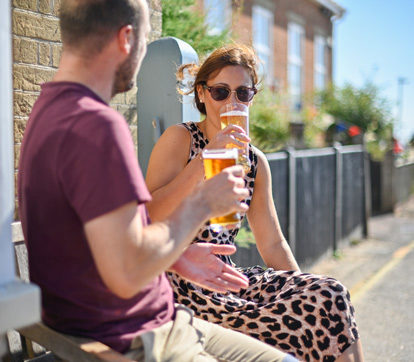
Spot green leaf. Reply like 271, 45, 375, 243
161, 0, 230, 57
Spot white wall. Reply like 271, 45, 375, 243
0, 0, 16, 285
0, 4, 40, 352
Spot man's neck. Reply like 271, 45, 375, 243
53, 50, 116, 103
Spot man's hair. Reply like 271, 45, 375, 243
60, 0, 143, 54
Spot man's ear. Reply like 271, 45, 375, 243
117, 25, 134, 55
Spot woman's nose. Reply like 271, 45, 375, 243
229, 90, 238, 103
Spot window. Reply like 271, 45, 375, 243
252, 5, 273, 86
288, 22, 304, 111
204, 0, 231, 35
314, 35, 327, 90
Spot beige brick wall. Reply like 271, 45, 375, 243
12, 0, 162, 219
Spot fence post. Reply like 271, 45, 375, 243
286, 147, 296, 257
362, 147, 371, 238
380, 149, 395, 213
333, 143, 343, 252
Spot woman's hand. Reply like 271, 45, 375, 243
205, 124, 250, 150
169, 243, 249, 293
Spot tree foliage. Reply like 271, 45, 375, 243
318, 82, 394, 159
161, 0, 230, 57
249, 87, 290, 152
319, 82, 393, 137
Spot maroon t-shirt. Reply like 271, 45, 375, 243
18, 82, 174, 353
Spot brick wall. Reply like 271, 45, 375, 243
276, 0, 333, 96
229, 0, 334, 95
12, 0, 162, 219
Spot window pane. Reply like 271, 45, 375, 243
289, 64, 301, 89
315, 71, 325, 90
292, 94, 302, 111
314, 36, 326, 90
205, 0, 229, 33
257, 51, 269, 79
253, 9, 269, 47
315, 36, 325, 66
288, 25, 302, 59
288, 22, 303, 109
252, 6, 273, 85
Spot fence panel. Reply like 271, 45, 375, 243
267, 153, 289, 237
263, 147, 367, 268
395, 162, 414, 204
341, 149, 364, 239
370, 160, 382, 214
294, 150, 336, 267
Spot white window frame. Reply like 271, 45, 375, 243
288, 21, 304, 111
204, 0, 231, 35
314, 34, 327, 90
252, 5, 274, 86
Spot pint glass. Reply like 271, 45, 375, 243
220, 103, 251, 172
202, 148, 241, 231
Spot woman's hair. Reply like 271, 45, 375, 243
177, 44, 259, 115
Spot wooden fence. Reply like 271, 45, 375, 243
395, 161, 414, 205
233, 145, 369, 270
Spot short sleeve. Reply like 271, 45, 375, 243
58, 108, 151, 222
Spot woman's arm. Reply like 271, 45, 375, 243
146, 123, 250, 221
247, 149, 300, 271
145, 125, 205, 221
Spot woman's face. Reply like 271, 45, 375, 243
197, 65, 253, 126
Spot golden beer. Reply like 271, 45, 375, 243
220, 112, 248, 135
202, 148, 241, 229
220, 109, 251, 172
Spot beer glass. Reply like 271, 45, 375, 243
202, 148, 241, 232
220, 103, 251, 172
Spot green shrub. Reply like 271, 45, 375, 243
318, 82, 394, 160
234, 219, 255, 248
300, 101, 332, 149
249, 87, 290, 152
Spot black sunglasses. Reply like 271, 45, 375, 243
203, 84, 257, 102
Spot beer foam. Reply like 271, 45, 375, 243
202, 149, 238, 159
221, 110, 248, 117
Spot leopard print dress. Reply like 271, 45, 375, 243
168, 122, 360, 361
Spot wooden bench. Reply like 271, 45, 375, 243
9, 222, 135, 362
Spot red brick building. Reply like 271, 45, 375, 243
201, 0, 345, 110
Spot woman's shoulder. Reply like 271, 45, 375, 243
250, 145, 272, 179
149, 123, 192, 161
160, 123, 192, 142
252, 145, 266, 157
250, 144, 268, 165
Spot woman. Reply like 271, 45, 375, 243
145, 44, 363, 361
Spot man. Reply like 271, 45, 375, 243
18, 1, 296, 361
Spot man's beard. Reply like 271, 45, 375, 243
112, 44, 138, 96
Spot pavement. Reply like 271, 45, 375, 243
310, 195, 414, 362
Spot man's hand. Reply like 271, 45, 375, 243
169, 243, 249, 293
199, 165, 249, 220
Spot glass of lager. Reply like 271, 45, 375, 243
220, 103, 251, 172
202, 148, 241, 232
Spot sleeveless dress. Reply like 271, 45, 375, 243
167, 122, 359, 361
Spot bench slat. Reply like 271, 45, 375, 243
19, 323, 133, 362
